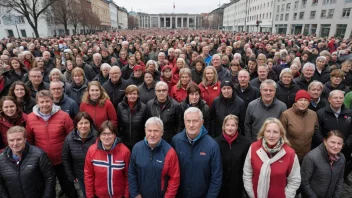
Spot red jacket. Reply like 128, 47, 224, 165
167, 56, 176, 67
170, 85, 187, 103
198, 81, 221, 107
0, 113, 27, 148
80, 99, 117, 129
26, 106, 73, 165
160, 76, 176, 95
84, 139, 130, 198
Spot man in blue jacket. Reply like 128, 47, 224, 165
172, 107, 222, 198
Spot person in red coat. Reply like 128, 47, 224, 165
84, 121, 130, 198
80, 81, 117, 129
160, 65, 175, 95
243, 118, 301, 198
26, 90, 78, 198
171, 58, 187, 84
170, 68, 192, 103
198, 66, 221, 107
0, 96, 27, 149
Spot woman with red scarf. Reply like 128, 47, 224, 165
215, 115, 250, 198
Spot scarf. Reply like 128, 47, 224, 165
223, 132, 238, 147
0, 78, 4, 91
328, 153, 340, 170
262, 137, 284, 155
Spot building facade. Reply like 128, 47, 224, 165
91, 0, 111, 29
246, 0, 274, 32
137, 13, 201, 29
273, 0, 352, 39
109, 1, 118, 30
117, 7, 128, 29
223, 0, 247, 32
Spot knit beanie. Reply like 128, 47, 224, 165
295, 90, 311, 102
220, 80, 234, 90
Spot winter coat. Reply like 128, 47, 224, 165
179, 98, 210, 132
117, 97, 147, 150
6, 69, 28, 83
234, 83, 260, 108
80, 99, 117, 129
93, 72, 109, 86
26, 105, 74, 165
62, 128, 97, 182
280, 104, 322, 161
243, 140, 301, 198
171, 126, 222, 198
321, 81, 349, 100
211, 94, 246, 137
245, 98, 287, 142
301, 143, 345, 198
25, 81, 50, 98
293, 75, 313, 90
137, 82, 156, 104
0, 77, 12, 98
170, 85, 188, 103
249, 77, 263, 89
0, 113, 27, 148
312, 67, 330, 84
0, 144, 56, 198
102, 78, 129, 108
308, 97, 328, 112
128, 139, 180, 198
146, 97, 182, 143
198, 81, 221, 107
275, 81, 301, 109
78, 62, 96, 81
216, 66, 232, 82
84, 138, 130, 198
317, 105, 352, 148
54, 94, 79, 120
19, 97, 36, 114
67, 79, 88, 105
191, 69, 203, 85
126, 73, 144, 86
215, 134, 250, 198
121, 65, 134, 80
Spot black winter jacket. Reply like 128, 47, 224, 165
138, 82, 156, 104
62, 128, 97, 182
6, 69, 28, 83
321, 81, 349, 100
312, 67, 330, 84
117, 97, 147, 150
67, 79, 88, 105
293, 75, 313, 90
275, 81, 301, 109
78, 62, 96, 81
215, 134, 250, 198
19, 97, 36, 114
25, 81, 50, 98
234, 83, 260, 109
121, 65, 134, 80
0, 144, 56, 198
126, 73, 144, 86
102, 78, 128, 108
146, 97, 182, 143
179, 98, 210, 132
211, 93, 246, 137
0, 77, 12, 98
191, 69, 203, 85
93, 72, 109, 86
308, 97, 328, 112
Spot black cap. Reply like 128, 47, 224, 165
220, 80, 234, 90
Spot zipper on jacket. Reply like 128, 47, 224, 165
16, 161, 25, 197
326, 167, 333, 198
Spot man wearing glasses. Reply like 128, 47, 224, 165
103, 66, 128, 108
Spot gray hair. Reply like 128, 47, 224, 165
316, 56, 327, 63
329, 90, 345, 98
184, 107, 203, 120
146, 60, 159, 70
279, 68, 293, 79
158, 52, 166, 57
155, 81, 168, 90
93, 53, 102, 59
101, 63, 111, 71
50, 80, 64, 87
308, 80, 323, 91
49, 68, 65, 81
233, 53, 242, 59
145, 117, 164, 131
260, 79, 277, 89
302, 62, 315, 72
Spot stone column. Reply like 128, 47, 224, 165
164, 17, 166, 28
181, 17, 183, 28
187, 17, 189, 28
158, 16, 160, 28
170, 17, 172, 28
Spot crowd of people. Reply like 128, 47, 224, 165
0, 29, 351, 198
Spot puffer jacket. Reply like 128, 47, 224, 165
138, 82, 156, 104
117, 97, 147, 150
0, 143, 56, 198
62, 128, 97, 182
179, 97, 210, 132
211, 93, 246, 137
80, 99, 117, 129
26, 105, 74, 165
146, 97, 182, 143
7, 69, 28, 83
0, 113, 27, 148
275, 81, 301, 109
102, 78, 129, 108
301, 143, 345, 198
67, 79, 88, 105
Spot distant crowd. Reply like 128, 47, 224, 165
0, 30, 351, 198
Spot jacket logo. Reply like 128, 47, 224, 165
279, 160, 283, 163
200, 152, 206, 156
156, 160, 163, 163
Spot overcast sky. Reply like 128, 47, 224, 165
114, 0, 230, 14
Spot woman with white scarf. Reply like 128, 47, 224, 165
243, 117, 301, 198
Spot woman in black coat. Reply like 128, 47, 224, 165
7, 81, 36, 114
215, 114, 250, 198
117, 85, 147, 151
62, 112, 98, 198
275, 68, 300, 109
7, 57, 28, 83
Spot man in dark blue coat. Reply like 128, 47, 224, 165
171, 107, 222, 198
50, 81, 79, 119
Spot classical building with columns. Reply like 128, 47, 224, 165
137, 12, 201, 29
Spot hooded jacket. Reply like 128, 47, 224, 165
84, 138, 130, 198
62, 128, 98, 182
171, 126, 222, 198
26, 104, 74, 165
211, 93, 246, 137
275, 81, 301, 109
301, 143, 345, 198
117, 97, 147, 150
0, 143, 56, 198
138, 82, 156, 104
128, 139, 180, 198
103, 78, 129, 108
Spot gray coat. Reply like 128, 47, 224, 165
244, 98, 287, 142
301, 143, 345, 198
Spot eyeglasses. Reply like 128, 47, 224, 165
101, 132, 114, 137
156, 89, 168, 93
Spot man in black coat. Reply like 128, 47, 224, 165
0, 126, 56, 198
103, 66, 129, 108
234, 70, 260, 109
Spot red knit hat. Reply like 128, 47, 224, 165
133, 65, 143, 72
295, 90, 311, 102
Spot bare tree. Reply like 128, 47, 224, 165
0, 0, 57, 37
79, 0, 95, 34
48, 0, 71, 35
69, 0, 81, 34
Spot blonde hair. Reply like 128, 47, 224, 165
256, 117, 290, 146
201, 66, 218, 86
222, 114, 239, 132
176, 68, 192, 89
81, 81, 110, 107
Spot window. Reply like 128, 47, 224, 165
285, 13, 289, 20
328, 9, 334, 18
299, 12, 304, 19
323, 0, 336, 3
321, 10, 327, 18
286, 3, 291, 11
312, 0, 318, 5
310, 11, 316, 19
276, 14, 279, 21
302, 0, 307, 7
15, 16, 25, 24
281, 4, 285, 12
280, 14, 284, 21
294, 13, 298, 20
20, 30, 27, 37
320, 24, 331, 37
277, 5, 280, 12
336, 24, 347, 37
342, 8, 351, 18
294, 1, 299, 9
